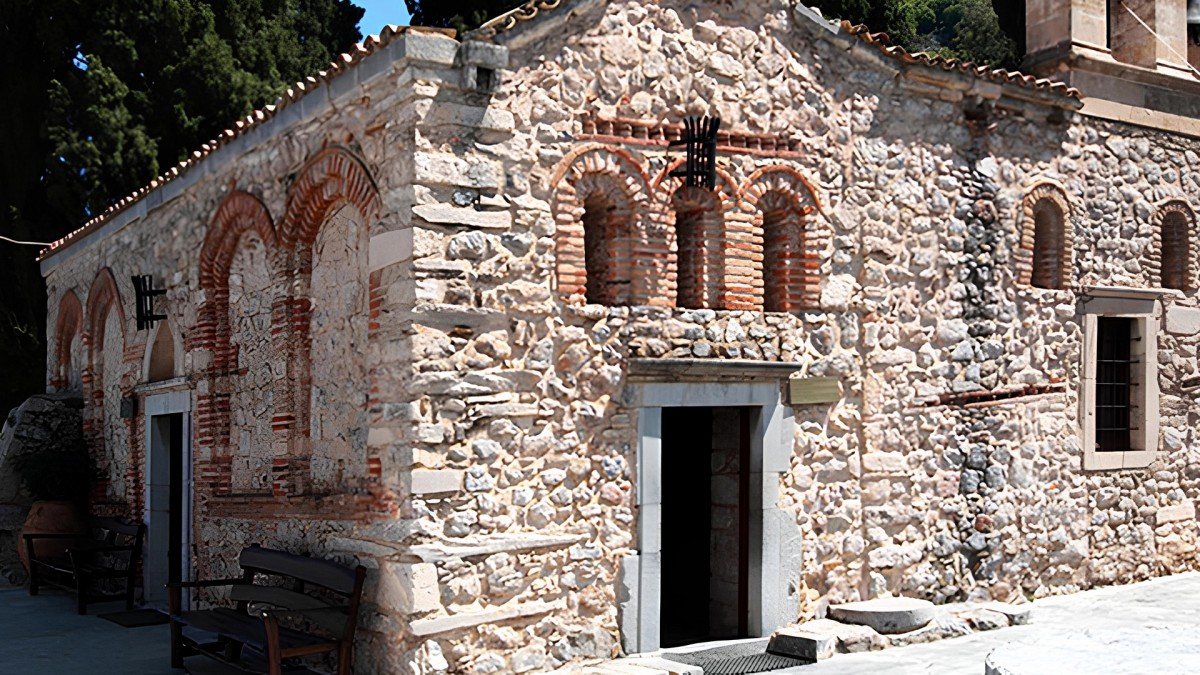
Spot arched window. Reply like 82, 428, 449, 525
1031, 199, 1065, 289
1161, 209, 1190, 291
53, 290, 83, 392
551, 147, 650, 306
578, 178, 634, 305
760, 190, 807, 312
1021, 185, 1073, 290
673, 187, 724, 309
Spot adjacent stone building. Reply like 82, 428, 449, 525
36, 0, 1200, 671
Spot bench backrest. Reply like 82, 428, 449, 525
232, 545, 366, 639
91, 517, 144, 548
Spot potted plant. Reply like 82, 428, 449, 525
14, 438, 92, 571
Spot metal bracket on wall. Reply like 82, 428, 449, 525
131, 274, 167, 331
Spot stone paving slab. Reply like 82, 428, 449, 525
773, 572, 1200, 675
0, 587, 177, 674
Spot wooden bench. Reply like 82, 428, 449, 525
24, 516, 145, 614
168, 545, 366, 675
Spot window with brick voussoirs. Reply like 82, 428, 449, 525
759, 190, 807, 313
673, 186, 724, 310
578, 179, 635, 306
1160, 208, 1190, 291
1031, 197, 1067, 289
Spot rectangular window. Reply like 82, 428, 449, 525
1080, 289, 1161, 470
1095, 316, 1133, 452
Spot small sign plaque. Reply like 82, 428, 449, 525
787, 377, 841, 405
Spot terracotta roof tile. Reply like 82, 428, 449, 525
842, 21, 1082, 100
39, 25, 454, 261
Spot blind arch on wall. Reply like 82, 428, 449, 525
1019, 183, 1074, 290
1156, 201, 1195, 291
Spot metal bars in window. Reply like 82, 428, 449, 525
1095, 316, 1136, 452
669, 116, 720, 191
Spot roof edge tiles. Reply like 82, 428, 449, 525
42, 3, 1082, 262
38, 24, 455, 262
841, 21, 1083, 102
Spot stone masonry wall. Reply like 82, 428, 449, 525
39, 29, 441, 618
36, 2, 1200, 673
372, 2, 1200, 672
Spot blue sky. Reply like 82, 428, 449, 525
356, 0, 412, 37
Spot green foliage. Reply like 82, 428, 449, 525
406, 0, 518, 34
0, 1, 363, 417
811, 0, 1019, 70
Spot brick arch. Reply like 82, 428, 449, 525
1018, 183, 1074, 290
198, 190, 278, 374
196, 190, 279, 496
1153, 200, 1197, 291
277, 146, 381, 496
83, 267, 128, 508
52, 289, 83, 391
739, 167, 823, 312
551, 146, 654, 305
85, 267, 126, 377
278, 146, 382, 247
652, 161, 739, 309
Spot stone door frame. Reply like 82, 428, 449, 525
618, 360, 801, 654
140, 384, 193, 608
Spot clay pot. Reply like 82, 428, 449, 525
18, 500, 88, 571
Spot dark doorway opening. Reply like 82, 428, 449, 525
147, 412, 186, 606
660, 406, 752, 648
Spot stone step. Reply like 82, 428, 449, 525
828, 597, 936, 634
766, 626, 835, 661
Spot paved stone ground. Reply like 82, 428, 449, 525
6, 574, 1200, 674
776, 572, 1200, 674
0, 587, 177, 674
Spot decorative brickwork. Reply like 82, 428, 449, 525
82, 268, 127, 510
1018, 183, 1074, 289
552, 146, 654, 305
197, 191, 279, 497
52, 289, 83, 392
740, 167, 822, 312
655, 160, 740, 309
279, 147, 381, 496
1155, 201, 1195, 291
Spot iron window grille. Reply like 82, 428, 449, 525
669, 116, 720, 191
1095, 316, 1138, 452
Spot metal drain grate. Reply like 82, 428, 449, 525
661, 641, 812, 675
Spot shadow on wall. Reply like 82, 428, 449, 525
0, 394, 86, 585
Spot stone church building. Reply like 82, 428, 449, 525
36, 0, 1200, 671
